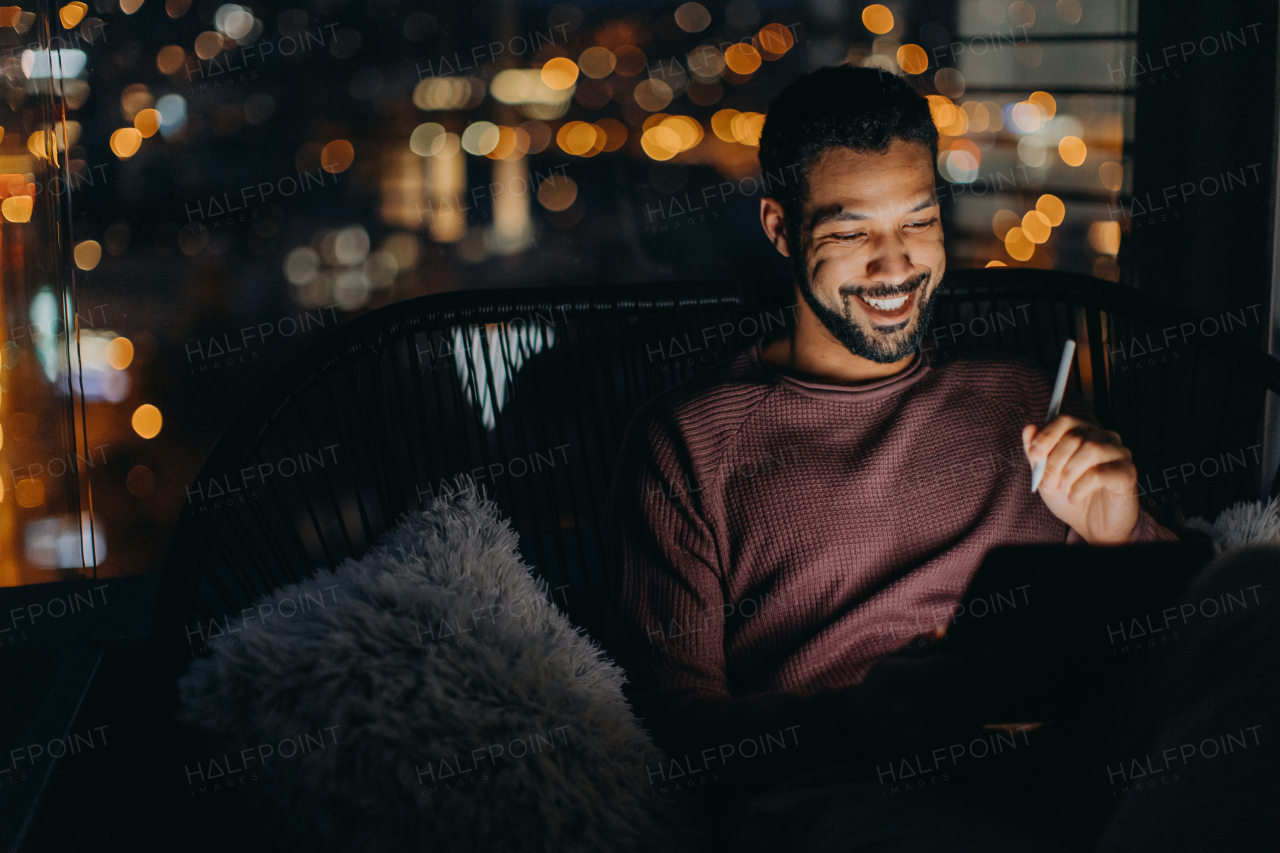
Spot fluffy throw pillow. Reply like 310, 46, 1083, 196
177, 480, 699, 853
1186, 494, 1280, 552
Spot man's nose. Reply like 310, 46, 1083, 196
864, 232, 918, 288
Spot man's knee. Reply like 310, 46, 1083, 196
1169, 545, 1280, 664
1183, 543, 1279, 617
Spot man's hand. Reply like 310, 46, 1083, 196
1022, 415, 1139, 545
840, 645, 1043, 759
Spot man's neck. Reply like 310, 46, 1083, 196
760, 297, 916, 386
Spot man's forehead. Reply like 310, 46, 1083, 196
802, 145, 937, 223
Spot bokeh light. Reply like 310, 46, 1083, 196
674, 2, 711, 32
1089, 221, 1121, 255
59, 2, 87, 28
613, 45, 647, 76
462, 122, 501, 156
2, 196, 33, 223
935, 68, 965, 98
1009, 101, 1044, 133
134, 108, 161, 137
862, 4, 894, 34
557, 121, 599, 156
982, 101, 1004, 132
578, 46, 616, 79
662, 115, 704, 151
724, 43, 762, 75
1010, 1, 1036, 27
1004, 226, 1035, 261
1036, 194, 1066, 227
105, 336, 134, 369
992, 209, 1021, 240
896, 44, 928, 75
730, 111, 765, 146
321, 139, 354, 172
756, 23, 795, 59
1099, 161, 1124, 191
1028, 91, 1057, 119
1058, 136, 1087, 167
132, 404, 163, 439
540, 57, 579, 90
641, 125, 682, 160
1022, 210, 1052, 243
712, 109, 739, 142
414, 76, 473, 110
409, 122, 447, 157
939, 149, 978, 183
1017, 136, 1047, 167
961, 101, 988, 132
688, 44, 726, 78
194, 31, 222, 60
521, 121, 551, 154
537, 175, 578, 211
633, 79, 674, 112
595, 118, 627, 151
27, 130, 55, 162
74, 240, 102, 270
110, 127, 143, 158
157, 45, 185, 74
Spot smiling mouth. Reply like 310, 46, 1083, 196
861, 293, 911, 312
852, 283, 923, 324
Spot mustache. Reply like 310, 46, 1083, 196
839, 270, 932, 301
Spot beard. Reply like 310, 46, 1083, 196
793, 257, 940, 365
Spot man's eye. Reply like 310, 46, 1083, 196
834, 232, 867, 241
907, 217, 939, 229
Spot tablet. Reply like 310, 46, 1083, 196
944, 540, 1218, 660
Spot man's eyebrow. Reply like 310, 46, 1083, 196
808, 197, 940, 229
809, 205, 869, 229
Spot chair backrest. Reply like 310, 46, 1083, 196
152, 269, 1280, 653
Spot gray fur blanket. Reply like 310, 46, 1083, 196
177, 481, 698, 853
1185, 494, 1280, 551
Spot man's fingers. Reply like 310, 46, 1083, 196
1067, 459, 1137, 505
1025, 414, 1086, 462
1052, 440, 1129, 496
1039, 432, 1084, 492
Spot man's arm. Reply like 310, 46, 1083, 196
604, 410, 850, 798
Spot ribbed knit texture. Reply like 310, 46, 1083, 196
606, 342, 1175, 763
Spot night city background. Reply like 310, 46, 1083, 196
1, 0, 1274, 585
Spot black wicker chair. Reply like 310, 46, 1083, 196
153, 268, 1280, 648
145, 268, 1280, 849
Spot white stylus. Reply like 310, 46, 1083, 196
1031, 339, 1077, 494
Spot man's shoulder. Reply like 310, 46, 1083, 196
931, 346, 1054, 390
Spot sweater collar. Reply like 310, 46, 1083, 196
748, 338, 933, 401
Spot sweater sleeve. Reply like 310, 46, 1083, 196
605, 407, 848, 798
1065, 508, 1179, 544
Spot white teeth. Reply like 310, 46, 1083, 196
862, 294, 909, 311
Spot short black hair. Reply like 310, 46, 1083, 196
758, 65, 938, 249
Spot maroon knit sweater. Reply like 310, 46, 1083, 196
606, 342, 1176, 772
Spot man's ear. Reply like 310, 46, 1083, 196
760, 197, 792, 258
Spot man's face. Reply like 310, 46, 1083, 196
787, 140, 945, 364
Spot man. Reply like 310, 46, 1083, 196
606, 66, 1277, 850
